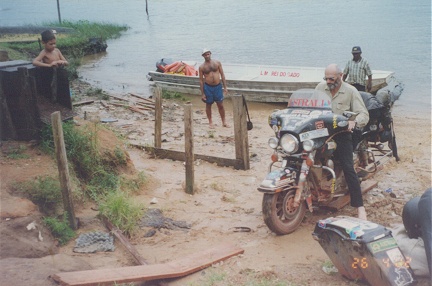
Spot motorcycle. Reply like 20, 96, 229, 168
257, 88, 399, 235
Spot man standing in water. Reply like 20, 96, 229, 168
199, 49, 229, 128
343, 46, 372, 92
316, 64, 369, 220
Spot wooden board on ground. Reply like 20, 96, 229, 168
324, 180, 378, 211
136, 145, 245, 170
51, 243, 244, 286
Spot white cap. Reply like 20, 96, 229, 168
202, 48, 211, 55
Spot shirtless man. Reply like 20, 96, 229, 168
199, 49, 229, 128
32, 30, 68, 68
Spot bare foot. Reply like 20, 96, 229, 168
223, 123, 230, 128
209, 123, 215, 129
358, 206, 367, 221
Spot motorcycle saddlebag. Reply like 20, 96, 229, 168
312, 216, 416, 286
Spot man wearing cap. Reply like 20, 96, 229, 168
343, 46, 372, 92
199, 49, 229, 128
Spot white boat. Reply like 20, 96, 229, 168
147, 62, 395, 103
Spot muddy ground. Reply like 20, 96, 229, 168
0, 80, 431, 286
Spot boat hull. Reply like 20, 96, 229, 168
148, 63, 393, 103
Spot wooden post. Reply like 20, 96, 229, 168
232, 94, 250, 170
154, 87, 162, 148
184, 104, 194, 194
56, 0, 62, 24
51, 111, 77, 230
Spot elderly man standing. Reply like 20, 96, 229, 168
316, 64, 369, 220
199, 48, 229, 129
343, 46, 372, 92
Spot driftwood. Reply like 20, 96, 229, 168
72, 100, 94, 107
99, 100, 109, 108
109, 94, 129, 102
129, 106, 149, 115
130, 92, 155, 103
110, 102, 129, 108
136, 101, 155, 109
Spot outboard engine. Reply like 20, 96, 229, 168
156, 58, 173, 72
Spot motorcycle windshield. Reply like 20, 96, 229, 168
287, 89, 332, 110
269, 89, 348, 137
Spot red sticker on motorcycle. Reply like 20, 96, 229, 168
315, 120, 324, 129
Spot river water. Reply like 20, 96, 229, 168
1, 0, 431, 115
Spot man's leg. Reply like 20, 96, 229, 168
206, 103, 214, 128
335, 133, 367, 220
216, 101, 229, 127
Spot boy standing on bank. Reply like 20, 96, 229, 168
33, 30, 68, 68
199, 49, 229, 129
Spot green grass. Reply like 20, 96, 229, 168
13, 176, 62, 214
40, 121, 148, 235
162, 89, 189, 101
98, 191, 145, 237
43, 213, 76, 245
120, 171, 147, 193
5, 144, 30, 159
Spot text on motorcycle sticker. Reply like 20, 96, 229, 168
299, 128, 329, 142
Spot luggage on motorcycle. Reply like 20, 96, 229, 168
312, 216, 416, 285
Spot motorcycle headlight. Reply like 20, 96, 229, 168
280, 134, 299, 153
369, 124, 378, 131
268, 137, 279, 149
302, 139, 315, 152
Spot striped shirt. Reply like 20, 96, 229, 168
343, 58, 372, 86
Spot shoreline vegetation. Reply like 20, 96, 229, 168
0, 20, 128, 79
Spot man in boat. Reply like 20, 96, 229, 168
199, 48, 229, 128
316, 64, 369, 220
342, 46, 372, 92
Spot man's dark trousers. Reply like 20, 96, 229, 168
334, 132, 363, 207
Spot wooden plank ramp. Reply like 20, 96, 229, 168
51, 243, 244, 286
325, 179, 378, 211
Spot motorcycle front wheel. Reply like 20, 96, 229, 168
262, 189, 306, 235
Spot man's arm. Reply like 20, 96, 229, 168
366, 75, 372, 92
57, 49, 69, 66
199, 66, 206, 100
218, 61, 227, 93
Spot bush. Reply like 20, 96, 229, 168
43, 213, 76, 245
98, 191, 144, 237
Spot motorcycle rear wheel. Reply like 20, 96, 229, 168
262, 190, 306, 235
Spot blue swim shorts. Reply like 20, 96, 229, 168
203, 83, 224, 104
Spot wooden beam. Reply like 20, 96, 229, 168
51, 243, 244, 286
129, 106, 149, 115
109, 94, 129, 102
103, 218, 148, 265
51, 111, 77, 230
184, 104, 194, 194
232, 95, 250, 170
154, 87, 162, 148
135, 146, 244, 169
130, 93, 155, 103
324, 179, 378, 211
